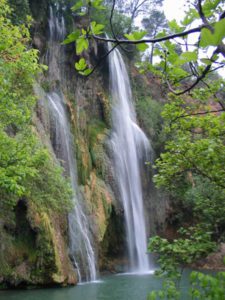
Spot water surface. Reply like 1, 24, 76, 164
0, 272, 190, 300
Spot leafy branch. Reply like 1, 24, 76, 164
65, 0, 225, 95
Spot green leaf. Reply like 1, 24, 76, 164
124, 33, 134, 40
169, 19, 184, 33
75, 58, 87, 71
79, 68, 92, 75
200, 19, 225, 47
155, 29, 167, 39
91, 21, 105, 35
136, 43, 148, 52
71, 0, 84, 11
200, 58, 212, 65
133, 31, 147, 40
77, 11, 87, 16
62, 30, 80, 45
181, 51, 198, 61
203, 0, 220, 17
174, 51, 198, 65
181, 8, 199, 26
76, 37, 89, 54
148, 291, 157, 300
75, 59, 92, 76
125, 30, 147, 41
92, 0, 105, 10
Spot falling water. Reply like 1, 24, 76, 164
109, 46, 152, 272
46, 6, 66, 83
47, 92, 97, 282
45, 6, 97, 282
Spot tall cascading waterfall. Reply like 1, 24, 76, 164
44, 6, 97, 282
109, 46, 152, 273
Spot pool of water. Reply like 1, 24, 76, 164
0, 272, 190, 300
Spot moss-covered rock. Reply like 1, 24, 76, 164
0, 199, 76, 289
76, 135, 92, 185
84, 172, 113, 242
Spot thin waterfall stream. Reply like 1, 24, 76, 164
44, 6, 97, 282
109, 45, 152, 272
47, 93, 97, 282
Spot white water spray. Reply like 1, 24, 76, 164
109, 45, 152, 272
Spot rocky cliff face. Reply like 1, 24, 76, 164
0, 1, 170, 288
0, 199, 77, 288
32, 1, 126, 275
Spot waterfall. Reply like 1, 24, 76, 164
44, 6, 97, 282
47, 92, 97, 282
109, 46, 152, 272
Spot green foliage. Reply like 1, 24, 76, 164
0, 0, 72, 213
8, 0, 30, 24
88, 119, 106, 148
183, 176, 225, 239
0, 9, 39, 129
148, 271, 225, 300
168, 19, 184, 33
148, 228, 222, 299
153, 85, 225, 238
200, 18, 225, 47
125, 31, 147, 41
64, 0, 134, 73
135, 97, 164, 152
91, 21, 105, 35
149, 227, 216, 280
190, 271, 225, 299
148, 280, 179, 300
75, 58, 91, 75
62, 30, 80, 45
24, 146, 73, 212
139, 1, 225, 92
125, 31, 148, 52
140, 2, 225, 297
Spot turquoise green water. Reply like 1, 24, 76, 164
0, 272, 190, 300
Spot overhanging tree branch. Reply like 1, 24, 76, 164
170, 108, 225, 124
85, 42, 119, 77
91, 26, 204, 44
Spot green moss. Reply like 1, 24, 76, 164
87, 119, 109, 179
33, 212, 61, 280
76, 137, 92, 185
102, 193, 112, 218
97, 92, 112, 127
88, 120, 106, 148
75, 119, 107, 185
41, 80, 51, 93
0, 199, 69, 287
136, 96, 165, 153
